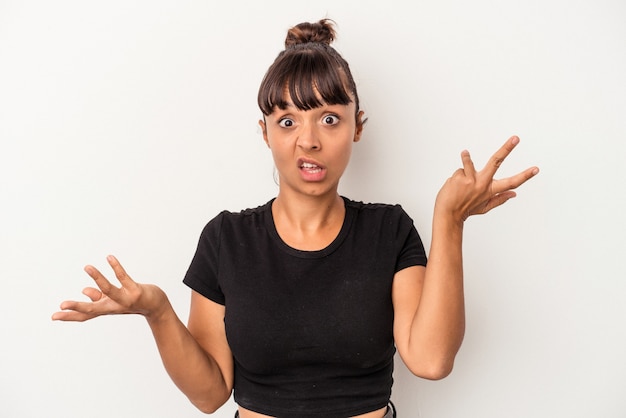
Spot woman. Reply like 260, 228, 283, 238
53, 19, 538, 418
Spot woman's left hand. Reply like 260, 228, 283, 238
435, 135, 539, 224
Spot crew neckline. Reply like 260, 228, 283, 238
264, 196, 355, 259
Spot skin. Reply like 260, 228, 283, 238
258, 99, 364, 251
52, 94, 539, 418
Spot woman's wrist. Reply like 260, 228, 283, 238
433, 203, 466, 232
141, 285, 173, 324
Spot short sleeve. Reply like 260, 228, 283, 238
183, 212, 226, 305
395, 207, 427, 272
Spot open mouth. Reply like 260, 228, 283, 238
300, 161, 323, 174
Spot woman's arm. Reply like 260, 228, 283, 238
52, 255, 234, 413
392, 224, 464, 380
393, 136, 538, 379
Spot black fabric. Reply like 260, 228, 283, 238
184, 197, 426, 418
234, 401, 396, 417
235, 401, 396, 417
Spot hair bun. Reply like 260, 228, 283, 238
285, 19, 336, 48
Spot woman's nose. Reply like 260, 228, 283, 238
296, 122, 321, 150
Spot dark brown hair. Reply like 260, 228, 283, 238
257, 19, 361, 117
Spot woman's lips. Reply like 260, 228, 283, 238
298, 159, 326, 181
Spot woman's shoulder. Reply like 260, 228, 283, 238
343, 196, 415, 226
198, 199, 274, 235
343, 196, 405, 213
209, 199, 274, 220
229, 199, 274, 217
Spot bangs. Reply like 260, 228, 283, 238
258, 46, 353, 115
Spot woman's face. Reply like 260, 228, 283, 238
259, 95, 363, 199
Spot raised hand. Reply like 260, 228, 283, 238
435, 136, 539, 224
52, 255, 166, 322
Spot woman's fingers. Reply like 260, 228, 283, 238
473, 191, 517, 215
477, 135, 539, 198
51, 308, 94, 322
53, 297, 104, 321
461, 150, 476, 178
82, 287, 103, 302
440, 136, 539, 221
53, 256, 131, 321
483, 135, 520, 178
84, 264, 117, 296
106, 255, 137, 289
83, 255, 137, 302
491, 166, 540, 195
52, 256, 151, 322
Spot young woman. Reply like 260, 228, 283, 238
53, 19, 538, 418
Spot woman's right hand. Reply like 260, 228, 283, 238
433, 136, 539, 225
52, 255, 167, 322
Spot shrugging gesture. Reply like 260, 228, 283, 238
51, 18, 541, 417
435, 135, 539, 224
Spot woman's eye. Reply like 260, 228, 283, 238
278, 118, 294, 128
322, 115, 339, 125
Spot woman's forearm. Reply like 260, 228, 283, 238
52, 256, 232, 412
410, 212, 466, 378
144, 289, 231, 413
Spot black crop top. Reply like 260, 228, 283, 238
183, 197, 427, 417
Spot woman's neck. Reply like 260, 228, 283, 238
271, 192, 345, 251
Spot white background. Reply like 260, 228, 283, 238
1, 0, 625, 417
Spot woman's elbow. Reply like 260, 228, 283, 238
406, 357, 455, 381
190, 392, 231, 414
192, 400, 223, 415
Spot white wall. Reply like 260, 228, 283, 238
1, 0, 625, 417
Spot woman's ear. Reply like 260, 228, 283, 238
354, 110, 365, 143
259, 119, 270, 147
